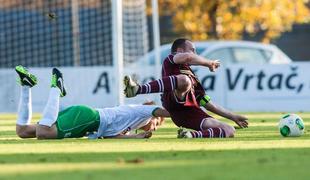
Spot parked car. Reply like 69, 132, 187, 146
198, 41, 291, 64
130, 41, 292, 67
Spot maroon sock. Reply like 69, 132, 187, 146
137, 76, 177, 94
190, 128, 226, 138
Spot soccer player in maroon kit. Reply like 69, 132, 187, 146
124, 38, 248, 138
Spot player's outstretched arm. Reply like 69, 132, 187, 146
104, 131, 152, 139
203, 101, 249, 128
173, 53, 220, 72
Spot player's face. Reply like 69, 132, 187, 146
141, 117, 161, 131
183, 40, 196, 54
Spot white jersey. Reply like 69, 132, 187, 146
95, 105, 159, 137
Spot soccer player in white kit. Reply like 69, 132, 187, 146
15, 65, 169, 139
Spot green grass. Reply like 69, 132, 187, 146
0, 113, 310, 180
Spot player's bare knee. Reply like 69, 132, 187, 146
36, 131, 47, 139
16, 125, 31, 138
36, 125, 57, 139
36, 126, 48, 139
16, 128, 27, 138
176, 75, 191, 91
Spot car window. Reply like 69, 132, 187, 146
232, 47, 267, 64
149, 48, 171, 65
261, 49, 273, 60
205, 48, 234, 64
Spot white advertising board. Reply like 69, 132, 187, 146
126, 63, 310, 112
0, 63, 309, 112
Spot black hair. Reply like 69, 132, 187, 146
171, 38, 189, 53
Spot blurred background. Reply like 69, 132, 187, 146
153, 0, 310, 61
0, 0, 148, 67
0, 0, 309, 68
0, 0, 309, 112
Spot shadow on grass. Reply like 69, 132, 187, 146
0, 148, 309, 180
0, 148, 310, 164
1, 134, 309, 144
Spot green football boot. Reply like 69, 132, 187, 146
15, 65, 38, 87
51, 68, 66, 97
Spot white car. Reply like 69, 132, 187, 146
131, 41, 292, 67
198, 41, 291, 64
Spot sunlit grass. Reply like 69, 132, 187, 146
0, 112, 309, 180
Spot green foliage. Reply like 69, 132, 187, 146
157, 0, 310, 42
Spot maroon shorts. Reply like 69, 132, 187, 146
161, 91, 212, 131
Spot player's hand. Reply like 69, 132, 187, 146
208, 60, 220, 72
232, 115, 249, 128
137, 131, 152, 138
144, 131, 152, 138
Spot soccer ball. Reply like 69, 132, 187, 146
278, 114, 305, 137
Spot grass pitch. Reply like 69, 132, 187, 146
0, 113, 309, 180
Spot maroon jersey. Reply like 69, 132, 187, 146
161, 54, 205, 106
162, 54, 195, 78
160, 54, 212, 131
